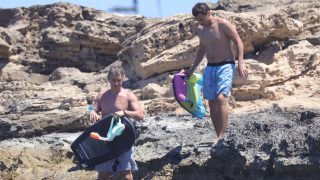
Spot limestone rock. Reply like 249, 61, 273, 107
0, 2, 147, 73
0, 28, 12, 58
119, 10, 302, 80
0, 1, 319, 179
233, 41, 320, 101
0, 62, 49, 84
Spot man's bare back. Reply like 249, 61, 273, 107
197, 17, 235, 63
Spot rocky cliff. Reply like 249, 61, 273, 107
0, 1, 319, 179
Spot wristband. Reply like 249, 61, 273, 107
87, 105, 95, 112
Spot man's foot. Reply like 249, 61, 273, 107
213, 138, 224, 146
212, 137, 224, 146
212, 138, 220, 146
210, 138, 225, 154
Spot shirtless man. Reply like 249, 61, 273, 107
90, 66, 144, 180
186, 3, 248, 144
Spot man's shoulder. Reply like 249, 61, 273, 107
196, 25, 204, 31
121, 88, 133, 96
122, 89, 138, 100
217, 17, 235, 31
125, 89, 136, 96
97, 89, 109, 97
100, 89, 110, 95
216, 17, 228, 25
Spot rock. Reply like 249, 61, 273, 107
0, 2, 147, 74
0, 110, 314, 179
0, 28, 12, 58
0, 38, 10, 58
233, 41, 320, 101
119, 9, 303, 80
49, 67, 82, 81
0, 1, 319, 179
0, 62, 49, 84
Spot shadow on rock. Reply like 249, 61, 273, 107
172, 141, 246, 180
135, 145, 188, 179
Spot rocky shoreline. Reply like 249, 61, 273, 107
1, 105, 319, 179
0, 0, 319, 179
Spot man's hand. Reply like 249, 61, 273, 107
89, 110, 101, 123
114, 110, 125, 118
238, 63, 248, 79
185, 68, 194, 78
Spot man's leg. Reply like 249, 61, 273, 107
98, 172, 111, 180
121, 170, 134, 180
209, 93, 228, 141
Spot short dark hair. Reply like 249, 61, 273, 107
192, 3, 210, 17
108, 65, 124, 80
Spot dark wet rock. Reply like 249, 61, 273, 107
132, 108, 320, 179
0, 0, 319, 179
0, 108, 319, 179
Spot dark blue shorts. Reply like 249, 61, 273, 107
95, 148, 138, 173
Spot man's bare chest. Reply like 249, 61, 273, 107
199, 26, 224, 45
100, 94, 129, 113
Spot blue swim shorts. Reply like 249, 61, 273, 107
95, 147, 138, 173
203, 61, 235, 100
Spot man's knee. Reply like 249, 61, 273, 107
216, 93, 227, 104
209, 94, 227, 105
98, 172, 111, 180
122, 170, 133, 180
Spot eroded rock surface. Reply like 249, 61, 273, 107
1, 107, 319, 179
0, 1, 319, 179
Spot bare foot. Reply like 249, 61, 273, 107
212, 138, 224, 147
210, 138, 225, 154
212, 138, 220, 145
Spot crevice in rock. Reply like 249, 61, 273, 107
0, 9, 17, 27
245, 39, 300, 65
135, 146, 187, 179
264, 148, 277, 178
172, 143, 246, 180
264, 54, 318, 88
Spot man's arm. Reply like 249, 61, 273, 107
186, 28, 206, 76
189, 42, 206, 74
221, 19, 248, 79
116, 92, 144, 121
89, 92, 103, 123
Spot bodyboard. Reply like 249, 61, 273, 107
172, 70, 205, 119
71, 115, 136, 167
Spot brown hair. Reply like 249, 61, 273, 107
107, 66, 124, 80
192, 2, 210, 17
